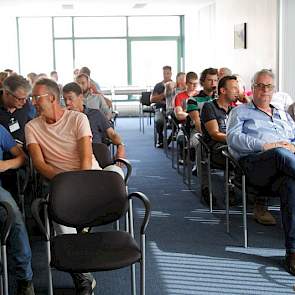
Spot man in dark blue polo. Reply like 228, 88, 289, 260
0, 75, 35, 144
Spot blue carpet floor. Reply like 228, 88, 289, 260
30, 117, 295, 295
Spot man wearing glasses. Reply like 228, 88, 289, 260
0, 75, 35, 144
227, 69, 295, 275
25, 78, 102, 294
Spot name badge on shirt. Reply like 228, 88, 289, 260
8, 119, 20, 133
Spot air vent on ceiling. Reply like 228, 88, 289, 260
62, 4, 74, 10
133, 3, 147, 9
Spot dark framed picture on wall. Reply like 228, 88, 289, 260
234, 23, 247, 49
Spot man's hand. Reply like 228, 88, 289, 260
0, 160, 9, 173
263, 141, 295, 153
115, 145, 126, 167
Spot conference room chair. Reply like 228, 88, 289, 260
31, 170, 151, 295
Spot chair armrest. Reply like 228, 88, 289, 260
0, 201, 14, 245
16, 164, 30, 195
31, 198, 50, 241
114, 158, 132, 184
221, 149, 246, 174
128, 192, 151, 235
216, 144, 228, 152
195, 133, 210, 154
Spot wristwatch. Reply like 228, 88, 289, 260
117, 143, 125, 147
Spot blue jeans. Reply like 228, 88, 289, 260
239, 148, 295, 252
0, 186, 33, 281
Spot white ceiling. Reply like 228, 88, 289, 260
0, 0, 214, 16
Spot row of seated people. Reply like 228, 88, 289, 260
0, 73, 127, 294
152, 66, 295, 277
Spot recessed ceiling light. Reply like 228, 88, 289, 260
62, 4, 74, 10
133, 3, 147, 9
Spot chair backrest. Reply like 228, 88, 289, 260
92, 143, 113, 168
49, 170, 128, 228
140, 92, 151, 106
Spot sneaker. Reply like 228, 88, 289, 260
71, 273, 96, 295
17, 280, 35, 295
156, 142, 163, 148
253, 203, 276, 225
285, 253, 295, 275
201, 187, 217, 207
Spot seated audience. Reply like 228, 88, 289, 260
186, 68, 218, 193
79, 66, 101, 92
151, 65, 174, 148
271, 91, 293, 111
218, 67, 232, 79
78, 67, 112, 108
227, 69, 295, 272
0, 124, 34, 295
174, 72, 198, 123
233, 74, 252, 105
26, 72, 38, 87
50, 70, 63, 92
63, 82, 126, 160
76, 73, 111, 120
187, 67, 218, 116
0, 75, 34, 144
174, 72, 198, 163
165, 72, 186, 114
199, 75, 238, 205
0, 71, 9, 89
288, 102, 295, 122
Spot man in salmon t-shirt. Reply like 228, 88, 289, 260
25, 78, 105, 295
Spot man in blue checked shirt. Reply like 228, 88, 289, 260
227, 69, 295, 276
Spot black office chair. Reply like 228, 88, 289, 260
222, 149, 282, 248
139, 92, 155, 133
31, 170, 151, 295
196, 134, 226, 213
1, 164, 30, 220
92, 142, 133, 232
0, 201, 14, 295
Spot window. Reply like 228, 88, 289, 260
75, 39, 127, 88
128, 16, 180, 36
74, 17, 126, 37
17, 15, 183, 100
55, 40, 74, 84
131, 40, 178, 87
54, 17, 72, 38
18, 17, 53, 75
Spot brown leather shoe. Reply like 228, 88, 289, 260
253, 204, 276, 225
285, 253, 295, 275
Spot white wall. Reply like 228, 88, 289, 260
280, 0, 295, 99
214, 0, 278, 88
184, 3, 217, 74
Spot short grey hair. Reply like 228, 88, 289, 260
251, 69, 275, 87
34, 78, 61, 102
3, 74, 31, 94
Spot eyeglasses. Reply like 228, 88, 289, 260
254, 83, 275, 90
31, 94, 49, 101
7, 91, 27, 101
